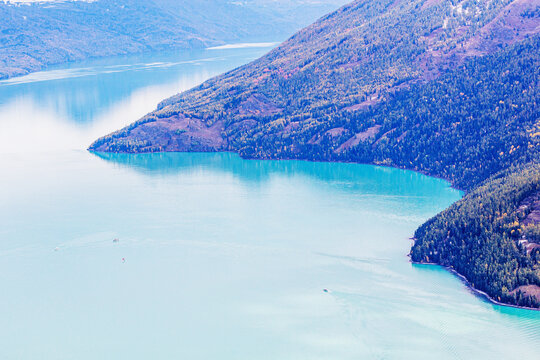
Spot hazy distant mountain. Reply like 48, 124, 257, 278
91, 0, 540, 308
0, 0, 349, 79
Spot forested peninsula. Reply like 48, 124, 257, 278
90, 0, 540, 308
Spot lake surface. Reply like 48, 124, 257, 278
0, 46, 539, 360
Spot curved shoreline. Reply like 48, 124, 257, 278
244, 155, 539, 311
409, 256, 540, 312
223, 152, 539, 311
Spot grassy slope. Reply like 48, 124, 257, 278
90, 0, 540, 307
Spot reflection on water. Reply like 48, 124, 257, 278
0, 47, 270, 153
92, 151, 456, 223
93, 151, 432, 187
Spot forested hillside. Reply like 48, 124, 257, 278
0, 0, 348, 79
91, 0, 539, 161
91, 0, 540, 308
412, 164, 540, 308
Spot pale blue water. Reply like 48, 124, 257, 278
0, 47, 539, 360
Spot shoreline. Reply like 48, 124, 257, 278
408, 250, 540, 311
0, 43, 210, 82
240, 154, 537, 311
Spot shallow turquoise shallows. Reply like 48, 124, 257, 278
0, 46, 538, 360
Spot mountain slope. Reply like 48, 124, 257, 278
91, 0, 540, 307
91, 0, 539, 168
0, 0, 348, 79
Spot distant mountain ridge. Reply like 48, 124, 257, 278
91, 0, 540, 308
0, 0, 348, 79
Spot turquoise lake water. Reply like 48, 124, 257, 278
0, 46, 539, 359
